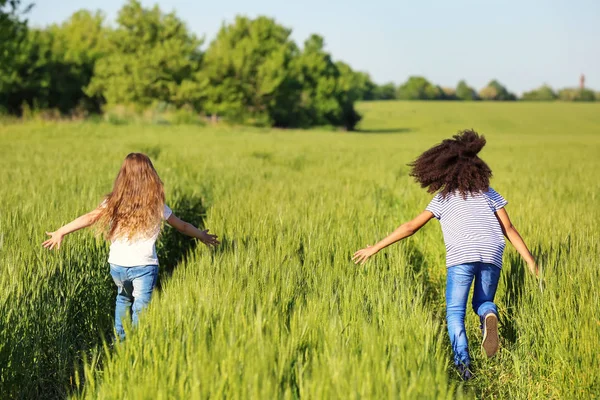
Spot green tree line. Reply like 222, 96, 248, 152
0, 0, 371, 129
393, 77, 598, 102
1, 0, 598, 129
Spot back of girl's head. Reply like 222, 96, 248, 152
408, 129, 492, 198
96, 153, 165, 240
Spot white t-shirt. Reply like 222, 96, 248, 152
106, 204, 173, 267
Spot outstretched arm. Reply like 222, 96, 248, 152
495, 208, 538, 276
166, 214, 220, 247
353, 211, 434, 265
43, 207, 102, 250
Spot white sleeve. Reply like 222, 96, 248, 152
425, 194, 443, 219
163, 204, 173, 220
486, 188, 508, 211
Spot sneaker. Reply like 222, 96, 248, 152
457, 364, 474, 381
482, 312, 499, 357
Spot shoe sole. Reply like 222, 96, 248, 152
482, 313, 499, 357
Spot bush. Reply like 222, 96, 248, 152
168, 106, 204, 125
103, 104, 138, 124
103, 103, 206, 125
521, 85, 557, 101
372, 83, 396, 100
479, 80, 516, 101
397, 76, 443, 100
557, 88, 596, 102
439, 87, 457, 100
456, 80, 479, 101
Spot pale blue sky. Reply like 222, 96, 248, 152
28, 0, 599, 94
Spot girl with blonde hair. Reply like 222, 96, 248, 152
43, 153, 219, 339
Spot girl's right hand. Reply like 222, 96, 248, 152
43, 231, 64, 250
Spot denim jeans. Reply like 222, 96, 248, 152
109, 264, 159, 340
446, 262, 500, 366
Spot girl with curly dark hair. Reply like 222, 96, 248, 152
353, 129, 538, 380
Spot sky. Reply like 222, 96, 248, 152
27, 0, 600, 94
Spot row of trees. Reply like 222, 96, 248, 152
0, 0, 373, 129
385, 77, 598, 102
1, 0, 598, 129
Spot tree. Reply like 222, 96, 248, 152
455, 80, 478, 101
478, 85, 498, 101
396, 76, 442, 100
334, 68, 376, 101
356, 72, 377, 101
439, 86, 456, 100
0, 0, 33, 113
294, 34, 339, 126
0, 1, 30, 65
43, 10, 108, 113
557, 88, 596, 102
334, 61, 364, 128
295, 34, 361, 130
372, 82, 396, 100
479, 80, 516, 101
521, 85, 557, 101
0, 26, 62, 114
87, 0, 203, 109
199, 16, 301, 126
0, 10, 110, 115
50, 11, 108, 67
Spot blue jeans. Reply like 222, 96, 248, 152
446, 262, 500, 366
109, 264, 159, 340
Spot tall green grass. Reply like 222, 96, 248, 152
0, 102, 598, 399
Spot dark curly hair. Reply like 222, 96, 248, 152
408, 129, 492, 198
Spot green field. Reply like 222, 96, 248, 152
1, 102, 599, 399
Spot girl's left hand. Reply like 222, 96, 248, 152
352, 245, 378, 265
198, 229, 220, 247
42, 231, 64, 250
527, 261, 540, 278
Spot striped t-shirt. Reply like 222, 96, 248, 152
426, 188, 508, 269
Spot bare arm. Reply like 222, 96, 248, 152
495, 208, 538, 276
353, 211, 434, 264
42, 207, 102, 250
166, 214, 220, 247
